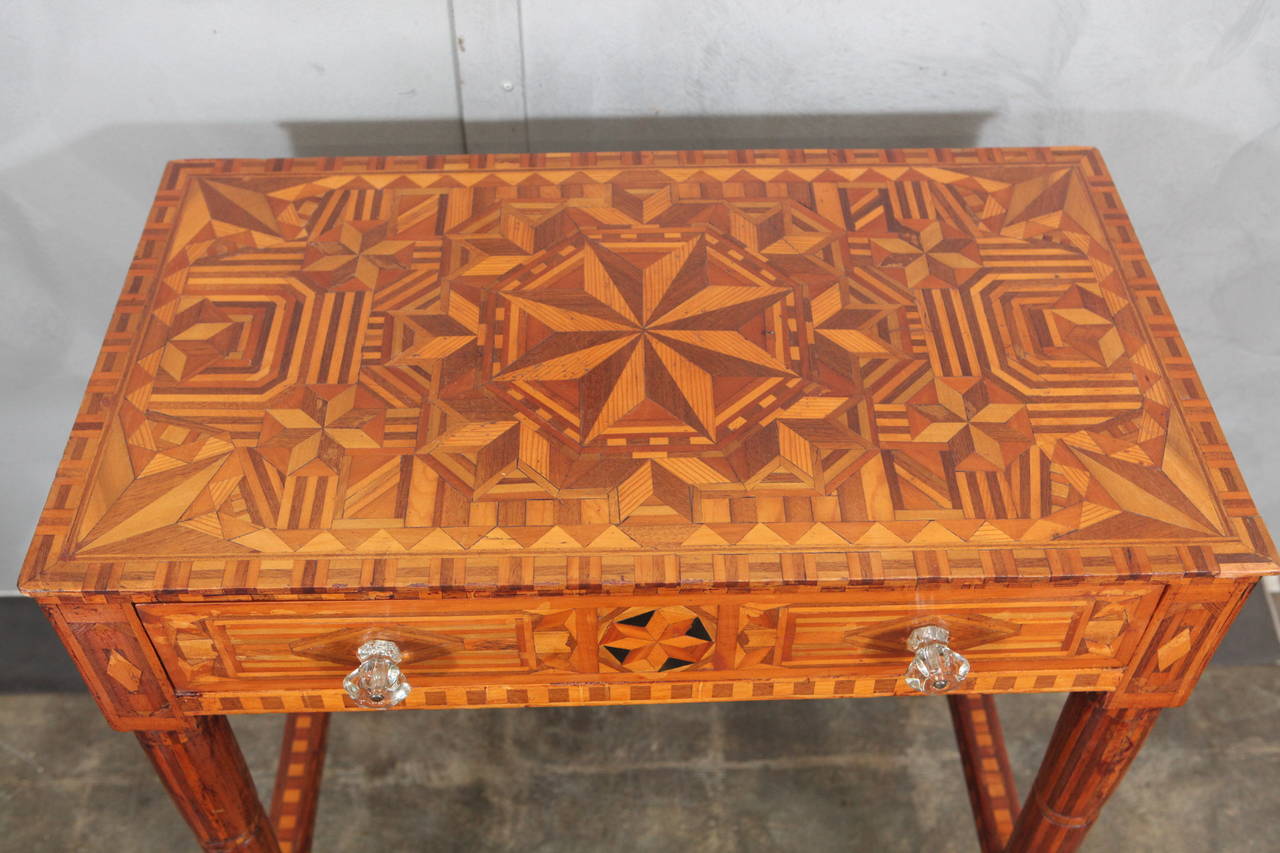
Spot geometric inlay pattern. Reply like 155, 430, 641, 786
733, 593, 1155, 671
599, 605, 716, 673
105, 649, 144, 693
20, 148, 1278, 598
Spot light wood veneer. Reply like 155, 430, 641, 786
21, 147, 1278, 852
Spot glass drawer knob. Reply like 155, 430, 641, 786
904, 625, 971, 694
344, 639, 411, 708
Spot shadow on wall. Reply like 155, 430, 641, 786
282, 111, 996, 156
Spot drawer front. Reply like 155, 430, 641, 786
140, 606, 558, 690
138, 585, 1162, 708
748, 598, 1151, 667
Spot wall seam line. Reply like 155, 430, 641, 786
445, 0, 470, 154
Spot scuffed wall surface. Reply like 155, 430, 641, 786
2, 0, 1277, 589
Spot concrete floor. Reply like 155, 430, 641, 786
0, 666, 1277, 852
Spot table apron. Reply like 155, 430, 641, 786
132, 583, 1171, 714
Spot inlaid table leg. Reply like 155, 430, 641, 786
1004, 692, 1161, 852
135, 716, 280, 853
948, 694, 1019, 852
269, 713, 330, 853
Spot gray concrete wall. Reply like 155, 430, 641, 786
3, 0, 1278, 591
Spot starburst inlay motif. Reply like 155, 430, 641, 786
483, 228, 805, 449
60, 152, 1242, 563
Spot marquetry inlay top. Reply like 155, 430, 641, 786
20, 148, 1278, 597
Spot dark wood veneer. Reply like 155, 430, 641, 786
21, 148, 1276, 852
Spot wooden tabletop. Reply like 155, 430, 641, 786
20, 148, 1278, 599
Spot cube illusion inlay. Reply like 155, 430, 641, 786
17, 152, 1280, 853
24, 149, 1273, 601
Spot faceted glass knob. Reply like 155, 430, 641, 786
343, 640, 411, 709
904, 625, 971, 694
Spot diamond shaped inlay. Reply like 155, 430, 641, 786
105, 650, 142, 692
1155, 627, 1194, 672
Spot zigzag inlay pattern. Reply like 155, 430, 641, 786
19, 148, 1278, 597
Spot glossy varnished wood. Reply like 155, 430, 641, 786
136, 716, 279, 852
948, 694, 1019, 852
1006, 692, 1161, 852
40, 600, 185, 730
17, 148, 1280, 852
137, 585, 1160, 708
270, 713, 329, 853
19, 148, 1278, 601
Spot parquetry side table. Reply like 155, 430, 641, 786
21, 147, 1278, 852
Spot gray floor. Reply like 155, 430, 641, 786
0, 663, 1277, 852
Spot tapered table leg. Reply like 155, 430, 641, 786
949, 694, 1019, 852
1004, 692, 1161, 852
270, 713, 330, 853
136, 716, 280, 853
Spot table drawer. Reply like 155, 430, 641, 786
138, 585, 1162, 707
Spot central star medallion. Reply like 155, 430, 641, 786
483, 228, 805, 450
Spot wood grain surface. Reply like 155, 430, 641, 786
41, 600, 185, 730
269, 713, 328, 853
18, 147, 1280, 853
18, 148, 1278, 600
137, 586, 1160, 698
136, 716, 280, 852
949, 694, 1020, 852
1005, 692, 1162, 852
